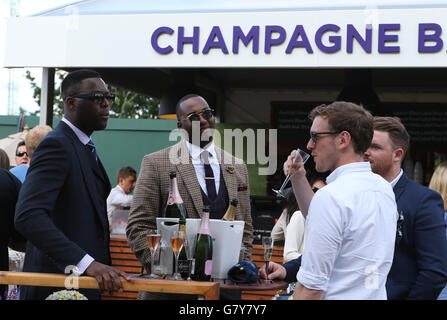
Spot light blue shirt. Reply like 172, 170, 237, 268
10, 164, 28, 183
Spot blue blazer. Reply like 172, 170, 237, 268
283, 172, 447, 300
15, 121, 111, 300
386, 172, 447, 300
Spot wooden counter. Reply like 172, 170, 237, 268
107, 234, 285, 300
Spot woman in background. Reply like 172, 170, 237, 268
428, 161, 447, 300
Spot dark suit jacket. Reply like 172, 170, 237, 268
283, 173, 447, 300
0, 169, 23, 300
386, 172, 447, 300
14, 121, 111, 300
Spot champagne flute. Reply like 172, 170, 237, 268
146, 229, 161, 278
184, 234, 196, 281
272, 148, 310, 198
262, 236, 274, 281
170, 230, 185, 280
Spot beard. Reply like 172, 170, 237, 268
369, 159, 392, 178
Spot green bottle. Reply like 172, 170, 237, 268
192, 205, 213, 281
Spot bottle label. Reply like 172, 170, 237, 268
205, 260, 212, 276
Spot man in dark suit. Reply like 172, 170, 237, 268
261, 116, 447, 300
14, 69, 129, 300
0, 168, 25, 300
365, 116, 447, 299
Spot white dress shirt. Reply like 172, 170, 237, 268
107, 185, 133, 226
283, 210, 306, 262
186, 140, 220, 196
61, 117, 95, 275
297, 162, 397, 300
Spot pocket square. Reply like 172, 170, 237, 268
238, 183, 248, 191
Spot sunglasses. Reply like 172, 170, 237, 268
70, 91, 116, 105
183, 108, 214, 122
16, 151, 28, 157
309, 130, 344, 144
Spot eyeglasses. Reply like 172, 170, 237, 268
183, 108, 214, 121
309, 130, 343, 144
312, 186, 319, 193
70, 91, 116, 105
16, 151, 28, 157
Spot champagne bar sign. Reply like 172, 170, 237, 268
6, 7, 447, 67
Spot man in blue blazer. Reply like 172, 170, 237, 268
262, 116, 447, 300
15, 69, 129, 300
365, 116, 447, 299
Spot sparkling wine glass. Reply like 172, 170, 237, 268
184, 234, 196, 281
146, 229, 161, 278
262, 236, 274, 281
272, 148, 310, 198
170, 230, 185, 280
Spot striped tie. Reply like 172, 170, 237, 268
86, 139, 98, 163
202, 151, 217, 201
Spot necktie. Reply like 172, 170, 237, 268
202, 151, 217, 201
86, 139, 98, 163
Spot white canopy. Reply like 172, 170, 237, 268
3, 0, 447, 68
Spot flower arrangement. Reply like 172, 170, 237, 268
45, 290, 88, 300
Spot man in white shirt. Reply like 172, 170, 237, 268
107, 166, 136, 229
264, 102, 397, 300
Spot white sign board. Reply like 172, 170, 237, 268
3, 8, 447, 68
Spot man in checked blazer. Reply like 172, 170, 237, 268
126, 94, 253, 299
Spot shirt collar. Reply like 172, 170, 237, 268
390, 169, 404, 188
61, 117, 91, 145
185, 140, 217, 161
326, 161, 372, 184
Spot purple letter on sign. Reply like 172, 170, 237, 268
178, 26, 200, 54
151, 27, 174, 54
378, 24, 400, 53
347, 24, 372, 53
265, 26, 286, 54
315, 24, 341, 53
286, 25, 313, 54
203, 26, 229, 54
233, 26, 260, 54
418, 23, 443, 53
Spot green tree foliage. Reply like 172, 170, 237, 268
25, 70, 160, 119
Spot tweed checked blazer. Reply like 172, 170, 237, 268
126, 140, 253, 269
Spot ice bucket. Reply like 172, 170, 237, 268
156, 217, 245, 279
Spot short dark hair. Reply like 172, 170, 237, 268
16, 140, 26, 153
0, 148, 10, 170
175, 94, 202, 120
309, 101, 374, 154
373, 116, 410, 157
61, 69, 101, 100
117, 166, 136, 183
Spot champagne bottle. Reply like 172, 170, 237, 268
192, 205, 213, 281
165, 171, 187, 220
164, 171, 189, 278
222, 198, 238, 221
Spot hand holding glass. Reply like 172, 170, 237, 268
146, 229, 161, 278
170, 230, 185, 280
262, 236, 274, 281
272, 148, 310, 198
